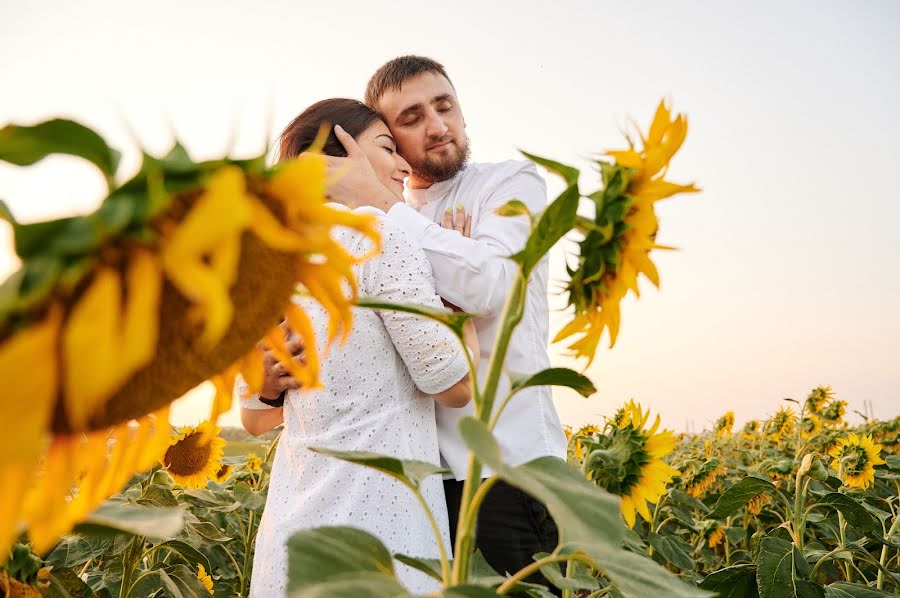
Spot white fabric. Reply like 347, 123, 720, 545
389, 160, 568, 479
243, 213, 468, 597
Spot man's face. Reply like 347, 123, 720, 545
375, 72, 469, 187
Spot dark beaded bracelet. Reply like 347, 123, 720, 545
258, 390, 286, 408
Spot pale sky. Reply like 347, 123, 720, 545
2, 0, 898, 432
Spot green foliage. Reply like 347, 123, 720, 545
0, 119, 121, 183
509, 367, 597, 398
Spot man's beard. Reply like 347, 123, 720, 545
412, 137, 471, 184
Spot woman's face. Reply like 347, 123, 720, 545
354, 119, 411, 198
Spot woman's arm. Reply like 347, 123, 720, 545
428, 318, 479, 408
240, 405, 284, 436
363, 216, 474, 408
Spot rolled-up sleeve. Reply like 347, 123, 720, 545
387, 163, 546, 316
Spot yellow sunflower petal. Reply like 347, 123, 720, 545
620, 494, 637, 528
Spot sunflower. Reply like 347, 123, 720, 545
584, 401, 679, 527
714, 412, 734, 438
703, 521, 725, 549
245, 453, 263, 474
828, 433, 886, 489
161, 422, 225, 489
196, 563, 214, 594
214, 464, 233, 484
799, 415, 823, 440
571, 424, 600, 461
746, 492, 769, 516
741, 420, 760, 441
0, 120, 379, 558
684, 459, 727, 499
805, 386, 833, 415
821, 399, 847, 426
553, 99, 699, 363
765, 406, 797, 443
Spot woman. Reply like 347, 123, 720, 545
239, 99, 479, 596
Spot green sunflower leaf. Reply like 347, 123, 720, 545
356, 297, 472, 339
520, 151, 580, 187
512, 183, 580, 277
285, 526, 400, 595
756, 536, 822, 598
307, 447, 448, 490
43, 566, 100, 598
72, 500, 184, 541
708, 476, 776, 519
458, 417, 711, 597
509, 367, 596, 398
824, 581, 896, 597
0, 119, 120, 184
812, 493, 876, 534
698, 564, 758, 597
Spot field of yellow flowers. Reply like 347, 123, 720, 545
568, 386, 900, 595
1, 387, 896, 597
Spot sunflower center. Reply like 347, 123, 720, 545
842, 445, 868, 475
163, 432, 212, 476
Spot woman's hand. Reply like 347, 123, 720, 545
259, 334, 305, 400
442, 203, 472, 237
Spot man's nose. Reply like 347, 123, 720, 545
425, 109, 449, 138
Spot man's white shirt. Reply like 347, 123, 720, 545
388, 160, 567, 480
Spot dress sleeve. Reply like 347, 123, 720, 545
233, 373, 277, 410
361, 218, 470, 395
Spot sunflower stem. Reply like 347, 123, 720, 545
495, 553, 570, 595
451, 272, 527, 585
409, 483, 452, 586
877, 512, 900, 589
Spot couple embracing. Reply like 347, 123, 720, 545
238, 55, 567, 596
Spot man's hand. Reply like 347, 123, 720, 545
259, 336, 305, 400
321, 125, 401, 212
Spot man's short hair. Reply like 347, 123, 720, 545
365, 55, 454, 109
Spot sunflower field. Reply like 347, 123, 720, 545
567, 387, 900, 595
3, 101, 899, 597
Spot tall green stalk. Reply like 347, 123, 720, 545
450, 273, 527, 584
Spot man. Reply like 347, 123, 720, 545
320, 55, 568, 589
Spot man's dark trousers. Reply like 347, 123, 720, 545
444, 478, 562, 596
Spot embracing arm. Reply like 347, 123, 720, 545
387, 163, 546, 315
364, 218, 477, 409
240, 405, 284, 436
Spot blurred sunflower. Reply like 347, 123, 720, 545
746, 492, 769, 516
828, 433, 886, 489
741, 420, 760, 441
161, 422, 225, 489
196, 563, 214, 594
799, 415, 823, 440
765, 406, 797, 443
684, 458, 727, 499
214, 464, 233, 484
714, 412, 734, 438
554, 99, 699, 363
703, 520, 725, 549
0, 119, 379, 557
571, 424, 600, 461
583, 401, 679, 527
821, 399, 847, 426
805, 386, 833, 415
245, 453, 263, 474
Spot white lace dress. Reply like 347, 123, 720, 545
242, 211, 468, 597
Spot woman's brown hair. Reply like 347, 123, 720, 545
277, 98, 381, 162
